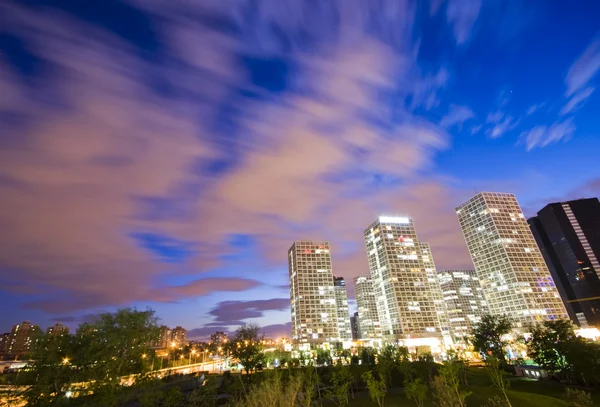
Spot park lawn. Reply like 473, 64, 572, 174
344, 389, 569, 407
343, 383, 571, 407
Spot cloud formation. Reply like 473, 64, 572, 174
208, 299, 290, 325
446, 0, 482, 45
519, 120, 576, 151
440, 104, 475, 129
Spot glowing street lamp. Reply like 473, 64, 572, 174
62, 357, 70, 365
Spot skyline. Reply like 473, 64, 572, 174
1, 0, 600, 339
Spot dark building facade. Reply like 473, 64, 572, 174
529, 198, 600, 327
350, 312, 360, 340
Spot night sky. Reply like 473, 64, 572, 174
1, 0, 599, 339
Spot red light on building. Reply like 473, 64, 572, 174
304, 250, 311, 254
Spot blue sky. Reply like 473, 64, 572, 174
1, 0, 599, 339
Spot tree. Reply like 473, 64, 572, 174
470, 314, 512, 366
229, 324, 265, 375
21, 333, 77, 406
316, 349, 332, 366
360, 347, 376, 366
486, 355, 512, 407
324, 366, 352, 407
404, 377, 427, 407
526, 319, 576, 373
376, 346, 397, 387
431, 361, 470, 407
21, 308, 159, 407
562, 338, 600, 386
362, 370, 387, 407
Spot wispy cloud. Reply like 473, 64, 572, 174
440, 104, 475, 129
519, 119, 576, 151
565, 38, 600, 96
560, 87, 595, 115
487, 116, 518, 139
446, 0, 482, 45
560, 37, 600, 115
526, 103, 545, 116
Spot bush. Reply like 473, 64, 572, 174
564, 388, 594, 407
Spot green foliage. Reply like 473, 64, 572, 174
161, 387, 185, 407
562, 338, 600, 385
486, 355, 512, 407
316, 349, 333, 366
21, 333, 78, 406
360, 348, 376, 366
376, 346, 397, 387
186, 376, 218, 407
470, 314, 512, 366
564, 387, 594, 407
337, 349, 352, 365
21, 308, 159, 407
431, 361, 470, 407
361, 370, 387, 407
324, 366, 352, 407
527, 320, 576, 373
263, 349, 291, 368
233, 371, 303, 407
416, 352, 433, 363
228, 324, 265, 375
404, 377, 427, 407
484, 395, 510, 407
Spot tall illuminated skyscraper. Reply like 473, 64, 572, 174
364, 216, 443, 342
333, 277, 352, 342
354, 275, 382, 342
288, 241, 338, 346
438, 270, 488, 340
456, 192, 568, 328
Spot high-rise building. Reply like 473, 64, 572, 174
333, 277, 352, 342
438, 270, 488, 340
288, 241, 338, 346
528, 198, 600, 327
0, 333, 9, 355
419, 242, 451, 344
46, 323, 69, 337
153, 326, 172, 348
171, 326, 187, 347
364, 216, 443, 341
456, 192, 568, 328
350, 312, 360, 340
353, 275, 382, 341
5, 321, 41, 357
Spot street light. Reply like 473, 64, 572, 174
62, 357, 69, 365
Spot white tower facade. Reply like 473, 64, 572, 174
363, 216, 443, 341
288, 241, 338, 345
455, 192, 568, 328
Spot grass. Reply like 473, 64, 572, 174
339, 367, 595, 407
343, 387, 570, 407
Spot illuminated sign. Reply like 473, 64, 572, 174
379, 216, 410, 224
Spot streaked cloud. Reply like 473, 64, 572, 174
519, 119, 576, 151
560, 87, 595, 115
565, 37, 600, 96
440, 104, 475, 129
446, 0, 482, 45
